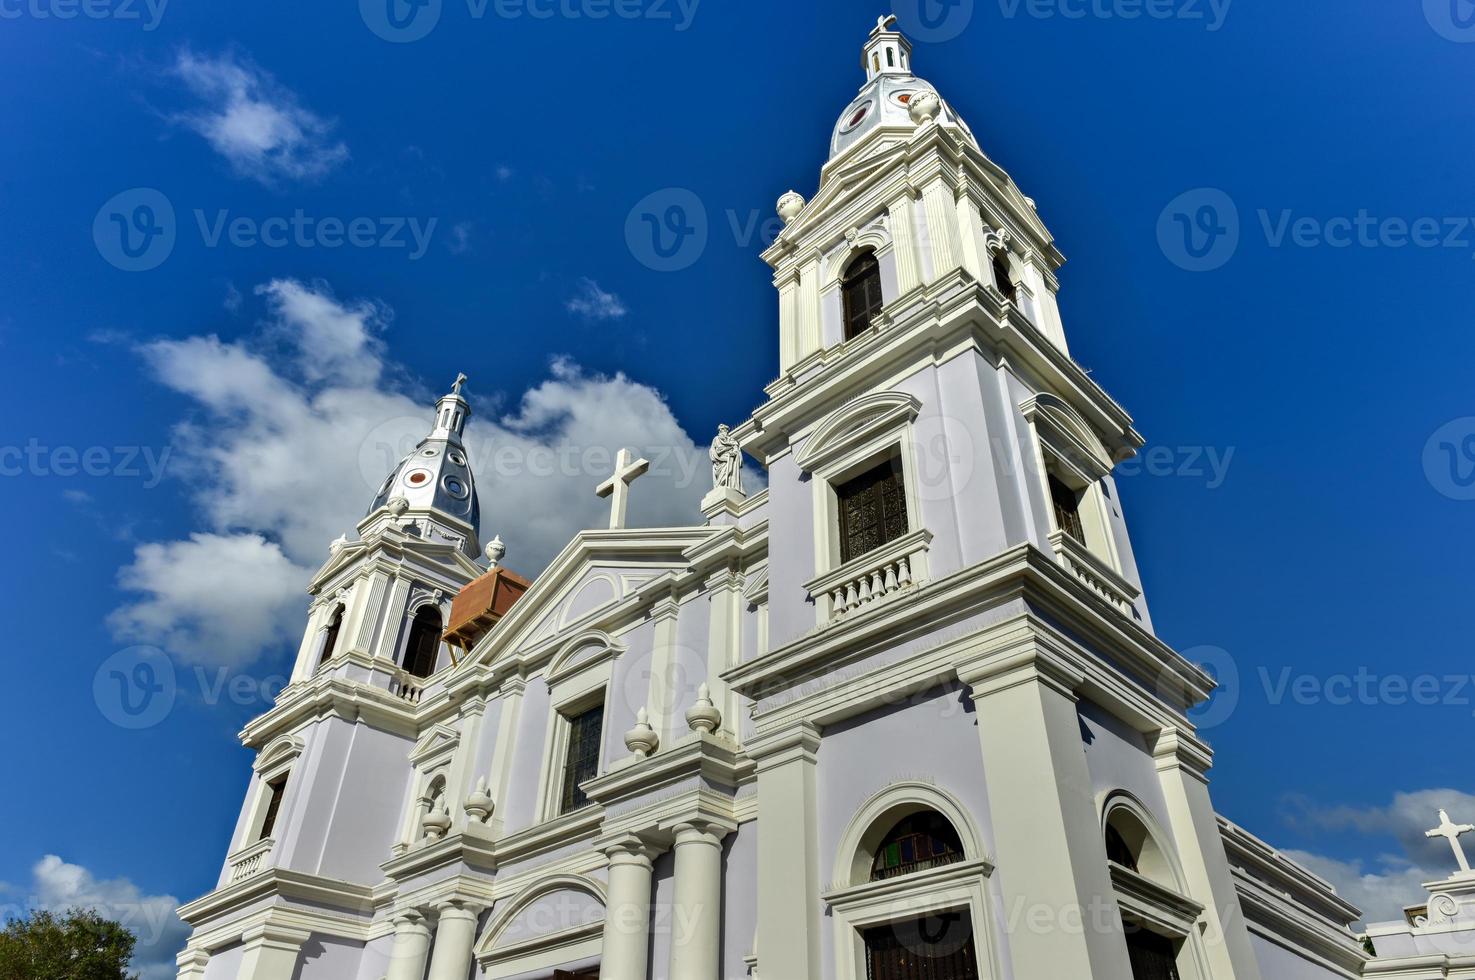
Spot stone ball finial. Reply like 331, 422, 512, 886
463, 776, 495, 825
777, 190, 806, 225
485, 535, 506, 569
908, 90, 942, 126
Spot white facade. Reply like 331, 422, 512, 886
175, 18, 1369, 980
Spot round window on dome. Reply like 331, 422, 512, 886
442, 474, 469, 499
841, 101, 872, 133
421, 447, 440, 458
404, 468, 433, 488
448, 450, 467, 466
894, 92, 915, 106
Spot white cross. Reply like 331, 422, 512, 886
596, 448, 649, 530
1427, 809, 1475, 874
451, 372, 467, 396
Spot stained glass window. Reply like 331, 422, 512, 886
870, 811, 965, 881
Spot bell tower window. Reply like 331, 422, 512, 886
403, 606, 443, 679
842, 250, 885, 341
317, 604, 344, 669
992, 252, 1017, 302
257, 774, 288, 842
1049, 475, 1085, 542
837, 453, 909, 563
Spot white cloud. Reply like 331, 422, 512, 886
170, 49, 348, 185
25, 855, 187, 980
111, 278, 754, 666
565, 278, 628, 321
1279, 788, 1475, 925
448, 220, 474, 255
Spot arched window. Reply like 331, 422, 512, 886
991, 251, 1017, 302
403, 606, 443, 679
870, 810, 965, 881
842, 251, 885, 341
1105, 823, 1138, 872
317, 604, 344, 669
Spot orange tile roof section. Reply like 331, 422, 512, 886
443, 565, 532, 653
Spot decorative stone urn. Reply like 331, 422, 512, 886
777, 190, 806, 224
908, 90, 942, 126
624, 707, 660, 760
685, 684, 722, 735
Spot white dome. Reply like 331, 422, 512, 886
828, 16, 979, 164
829, 73, 977, 162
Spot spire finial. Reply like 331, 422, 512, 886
863, 14, 912, 80
451, 372, 468, 397
875, 13, 898, 34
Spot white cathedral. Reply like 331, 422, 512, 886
173, 17, 1393, 980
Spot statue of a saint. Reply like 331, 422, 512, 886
710, 424, 742, 493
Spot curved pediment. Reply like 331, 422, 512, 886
1021, 392, 1114, 483
795, 391, 922, 474
546, 629, 625, 686
474, 874, 607, 969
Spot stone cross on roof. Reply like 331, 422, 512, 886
596, 448, 650, 530
451, 372, 468, 396
1427, 809, 1475, 874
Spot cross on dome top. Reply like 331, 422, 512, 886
451, 372, 468, 397
863, 13, 912, 81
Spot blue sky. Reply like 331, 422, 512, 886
4, 0, 1475, 972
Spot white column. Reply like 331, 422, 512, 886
959, 644, 1133, 980
777, 269, 801, 372
796, 251, 823, 360
289, 603, 330, 684
235, 923, 309, 980
955, 192, 985, 283
600, 836, 660, 980
646, 596, 682, 745
751, 722, 822, 980
669, 822, 728, 980
705, 571, 742, 738
1153, 728, 1264, 980
920, 177, 963, 283
384, 911, 433, 980
888, 192, 924, 294
426, 901, 481, 980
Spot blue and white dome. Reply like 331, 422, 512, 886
829, 17, 978, 162
368, 376, 482, 559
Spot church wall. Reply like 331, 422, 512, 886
932, 350, 1011, 569
814, 685, 999, 978
647, 849, 676, 980
758, 451, 814, 653
1078, 700, 1175, 834
899, 366, 966, 582
721, 821, 760, 979
1250, 932, 1355, 980
294, 936, 365, 979
200, 941, 242, 980
669, 592, 712, 741
315, 721, 415, 881
604, 619, 657, 770
351, 934, 397, 980
502, 677, 552, 835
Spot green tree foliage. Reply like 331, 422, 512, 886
0, 908, 137, 980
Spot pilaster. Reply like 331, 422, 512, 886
345, 570, 391, 658
777, 269, 801, 371
888, 191, 923, 294
705, 569, 742, 739
174, 947, 209, 980
646, 595, 683, 745
1152, 727, 1264, 980
486, 677, 527, 836
919, 177, 963, 284
235, 923, 310, 980
749, 721, 822, 980
796, 251, 824, 362
958, 643, 1133, 980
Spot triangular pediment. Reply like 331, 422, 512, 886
408, 723, 459, 766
